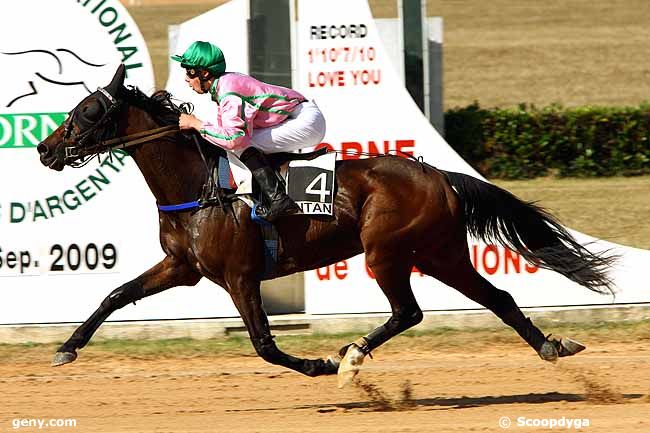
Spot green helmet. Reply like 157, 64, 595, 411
171, 41, 226, 76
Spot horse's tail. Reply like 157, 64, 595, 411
441, 170, 617, 295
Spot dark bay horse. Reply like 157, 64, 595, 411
38, 65, 614, 379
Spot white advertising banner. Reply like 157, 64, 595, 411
296, 0, 650, 314
0, 0, 239, 324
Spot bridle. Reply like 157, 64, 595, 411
61, 86, 178, 167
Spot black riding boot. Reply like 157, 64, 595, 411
239, 147, 301, 222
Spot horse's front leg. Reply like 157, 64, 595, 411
52, 256, 201, 366
226, 274, 338, 377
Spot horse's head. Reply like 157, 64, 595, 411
38, 64, 126, 171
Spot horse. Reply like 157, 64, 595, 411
37, 65, 615, 382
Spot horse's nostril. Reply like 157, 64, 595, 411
37, 143, 49, 155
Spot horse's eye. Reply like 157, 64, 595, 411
82, 100, 103, 121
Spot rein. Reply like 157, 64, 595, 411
65, 125, 179, 164
100, 125, 179, 151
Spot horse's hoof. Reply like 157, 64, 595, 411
538, 341, 559, 363
337, 344, 365, 388
558, 337, 586, 357
52, 351, 77, 367
538, 336, 586, 363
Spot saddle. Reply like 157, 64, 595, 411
199, 137, 331, 203
267, 147, 328, 168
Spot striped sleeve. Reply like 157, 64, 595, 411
199, 94, 251, 151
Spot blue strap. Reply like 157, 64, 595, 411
259, 221, 278, 279
250, 203, 272, 226
157, 201, 201, 212
218, 156, 231, 188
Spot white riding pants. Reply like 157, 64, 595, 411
234, 100, 326, 156
228, 100, 326, 193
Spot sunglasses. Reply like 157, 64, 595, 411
185, 69, 199, 78
183, 66, 201, 79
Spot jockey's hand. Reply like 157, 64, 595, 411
179, 113, 202, 131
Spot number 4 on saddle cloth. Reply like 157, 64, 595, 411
286, 151, 336, 216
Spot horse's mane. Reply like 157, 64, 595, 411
123, 86, 185, 127
122, 86, 227, 164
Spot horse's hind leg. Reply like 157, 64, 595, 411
334, 255, 423, 384
52, 256, 201, 366
346, 260, 422, 351
416, 244, 584, 362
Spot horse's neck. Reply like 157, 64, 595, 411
121, 107, 207, 206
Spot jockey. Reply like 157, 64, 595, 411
172, 41, 326, 222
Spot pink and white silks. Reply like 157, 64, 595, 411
199, 72, 326, 156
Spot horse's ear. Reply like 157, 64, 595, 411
105, 64, 126, 97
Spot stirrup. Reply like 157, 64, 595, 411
254, 196, 301, 223
271, 196, 301, 216
251, 203, 273, 226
